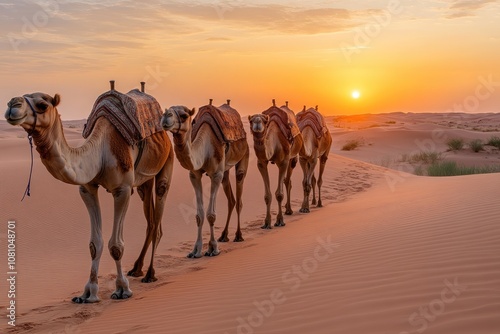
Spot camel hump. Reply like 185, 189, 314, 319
262, 105, 301, 142
83, 88, 163, 146
296, 107, 328, 139
192, 102, 246, 143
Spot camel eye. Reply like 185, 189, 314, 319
180, 113, 189, 121
36, 102, 49, 111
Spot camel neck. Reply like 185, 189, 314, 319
34, 113, 104, 185
172, 127, 205, 171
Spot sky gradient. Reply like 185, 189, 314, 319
1, 0, 500, 118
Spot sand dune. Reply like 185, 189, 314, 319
1, 113, 499, 333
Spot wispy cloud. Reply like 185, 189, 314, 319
163, 2, 379, 35
0, 0, 386, 73
445, 0, 498, 19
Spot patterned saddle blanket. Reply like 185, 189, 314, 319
262, 104, 301, 143
192, 102, 246, 143
83, 89, 163, 146
296, 107, 328, 139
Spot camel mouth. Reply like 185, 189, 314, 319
5, 113, 27, 126
161, 113, 176, 131
161, 119, 175, 131
251, 124, 265, 133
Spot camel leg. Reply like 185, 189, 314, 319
109, 186, 133, 300
301, 158, 318, 213
234, 152, 249, 241
73, 184, 103, 304
311, 174, 317, 206
257, 160, 272, 229
188, 171, 204, 258
206, 171, 223, 256
317, 155, 327, 208
275, 161, 288, 227
218, 170, 235, 243
285, 156, 297, 215
299, 157, 310, 213
142, 156, 172, 282
127, 179, 154, 278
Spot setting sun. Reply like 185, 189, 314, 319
352, 90, 361, 99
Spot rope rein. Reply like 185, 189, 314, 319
21, 97, 39, 201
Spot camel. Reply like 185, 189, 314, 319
296, 106, 332, 213
248, 100, 304, 229
161, 99, 249, 258
4, 86, 174, 303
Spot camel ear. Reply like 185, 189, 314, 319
189, 107, 195, 116
248, 115, 253, 122
52, 94, 61, 107
263, 114, 269, 124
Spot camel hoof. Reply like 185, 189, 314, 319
187, 252, 202, 258
285, 209, 293, 215
317, 202, 323, 208
299, 208, 310, 213
274, 220, 286, 227
261, 224, 272, 230
141, 276, 158, 283
218, 235, 230, 243
127, 269, 144, 277
111, 288, 132, 300
234, 235, 244, 242
205, 250, 220, 257
72, 297, 97, 304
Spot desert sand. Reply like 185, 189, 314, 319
1, 113, 499, 334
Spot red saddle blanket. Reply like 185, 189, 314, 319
192, 103, 246, 143
83, 89, 163, 146
296, 107, 328, 139
262, 105, 301, 143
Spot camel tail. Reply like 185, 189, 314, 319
302, 129, 315, 157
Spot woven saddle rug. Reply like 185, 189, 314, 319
83, 89, 163, 146
191, 103, 246, 143
296, 107, 328, 139
262, 105, 301, 143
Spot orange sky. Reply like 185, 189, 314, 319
1, 1, 500, 118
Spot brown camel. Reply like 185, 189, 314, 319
4, 87, 174, 303
248, 100, 304, 229
296, 106, 332, 212
161, 99, 249, 258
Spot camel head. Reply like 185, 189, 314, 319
161, 106, 195, 135
248, 114, 269, 134
4, 93, 61, 134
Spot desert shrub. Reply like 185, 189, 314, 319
414, 165, 425, 176
447, 138, 464, 151
342, 139, 361, 151
469, 139, 484, 153
487, 136, 500, 149
427, 161, 500, 176
401, 151, 442, 164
